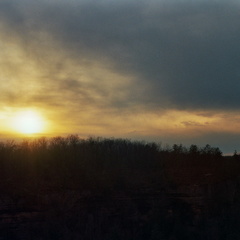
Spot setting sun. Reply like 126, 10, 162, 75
12, 110, 45, 134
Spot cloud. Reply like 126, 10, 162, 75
1, 0, 240, 112
181, 121, 208, 127
1, 0, 240, 152
25, 0, 240, 111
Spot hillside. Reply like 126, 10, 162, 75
0, 135, 240, 240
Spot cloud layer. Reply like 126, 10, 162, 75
1, 0, 240, 152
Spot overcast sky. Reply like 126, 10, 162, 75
0, 0, 240, 153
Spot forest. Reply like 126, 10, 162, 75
0, 135, 240, 240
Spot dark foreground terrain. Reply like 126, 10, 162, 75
0, 135, 240, 240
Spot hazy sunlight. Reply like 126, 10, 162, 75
12, 110, 45, 134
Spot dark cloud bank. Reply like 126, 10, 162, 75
1, 0, 240, 111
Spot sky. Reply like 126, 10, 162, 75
0, 0, 240, 153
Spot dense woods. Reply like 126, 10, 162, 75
0, 135, 224, 192
0, 135, 240, 239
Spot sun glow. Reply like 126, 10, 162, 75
12, 110, 45, 134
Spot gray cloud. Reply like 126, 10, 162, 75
181, 121, 208, 127
1, 0, 240, 112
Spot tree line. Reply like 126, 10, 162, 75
0, 135, 226, 194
